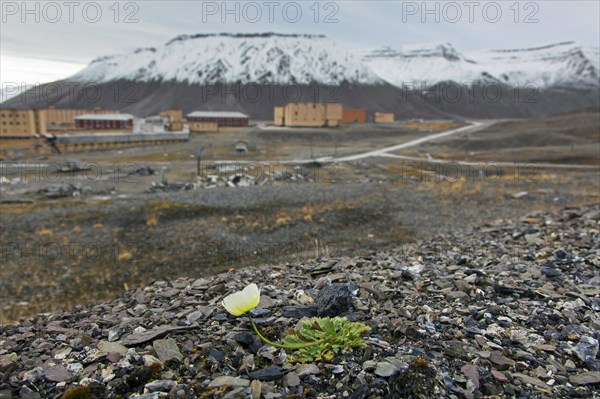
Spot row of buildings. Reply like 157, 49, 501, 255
0, 108, 248, 138
273, 103, 394, 127
1, 104, 394, 142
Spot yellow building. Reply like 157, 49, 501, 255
0, 107, 121, 137
187, 111, 249, 133
274, 107, 285, 126
276, 103, 342, 127
0, 109, 45, 137
188, 121, 219, 132
159, 109, 184, 131
374, 112, 394, 123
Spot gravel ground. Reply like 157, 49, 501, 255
1, 164, 598, 323
0, 204, 598, 398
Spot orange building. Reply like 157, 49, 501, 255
341, 108, 367, 123
275, 103, 342, 127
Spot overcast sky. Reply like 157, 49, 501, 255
1, 0, 599, 86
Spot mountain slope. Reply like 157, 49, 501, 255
70, 33, 381, 85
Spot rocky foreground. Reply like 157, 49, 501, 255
1, 205, 599, 399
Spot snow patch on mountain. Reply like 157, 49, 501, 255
362, 41, 600, 89
70, 33, 381, 85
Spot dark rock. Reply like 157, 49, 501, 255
541, 268, 562, 278
145, 379, 177, 392
249, 307, 270, 317
126, 365, 161, 388
282, 305, 317, 318
248, 365, 283, 381
233, 331, 256, 347
208, 349, 224, 362
315, 283, 354, 317
572, 337, 599, 363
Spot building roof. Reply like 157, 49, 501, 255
74, 114, 134, 121
187, 111, 249, 119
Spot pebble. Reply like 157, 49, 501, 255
461, 364, 480, 390
296, 363, 320, 377
248, 365, 283, 381
153, 338, 183, 363
250, 379, 262, 399
208, 376, 251, 388
98, 340, 128, 354
315, 283, 354, 316
491, 370, 508, 382
284, 372, 300, 387
43, 365, 71, 382
572, 336, 599, 363
489, 351, 515, 369
569, 371, 600, 386
145, 379, 177, 392
374, 362, 398, 377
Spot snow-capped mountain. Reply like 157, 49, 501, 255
70, 33, 381, 85
362, 42, 600, 89
4, 34, 598, 119
70, 34, 598, 90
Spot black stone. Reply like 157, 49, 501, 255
315, 283, 354, 317
208, 349, 224, 362
541, 268, 562, 278
233, 331, 255, 347
554, 249, 567, 259
248, 365, 283, 381
585, 358, 600, 371
249, 308, 270, 317
214, 313, 228, 322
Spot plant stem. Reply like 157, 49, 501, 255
247, 314, 322, 349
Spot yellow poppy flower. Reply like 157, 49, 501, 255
222, 283, 260, 316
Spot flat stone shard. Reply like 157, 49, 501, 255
43, 365, 71, 382
248, 365, 283, 381
98, 340, 128, 354
569, 372, 600, 386
153, 338, 183, 363
122, 325, 197, 346
374, 362, 398, 377
208, 376, 250, 388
